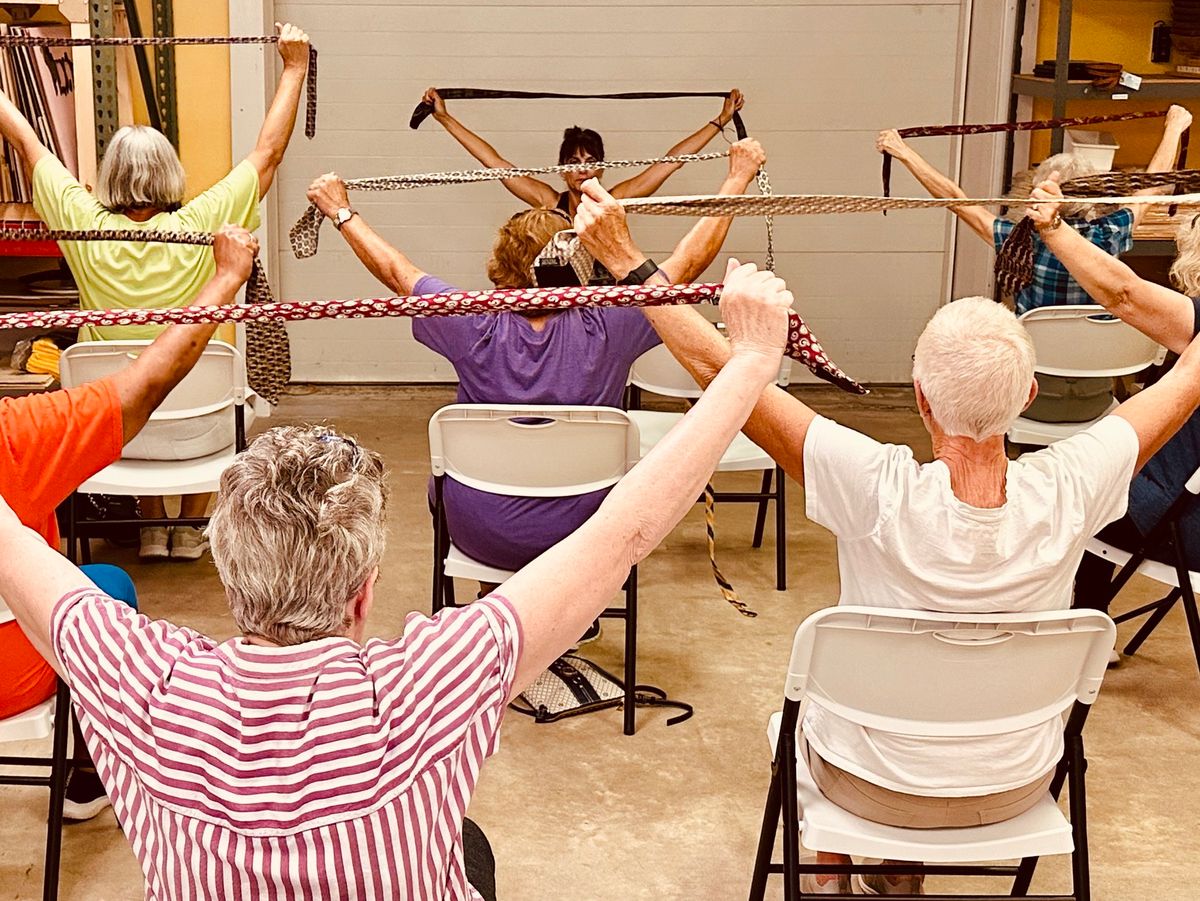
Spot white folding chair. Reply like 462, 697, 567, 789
1008, 306, 1162, 447
627, 343, 790, 590
0, 599, 72, 901
749, 606, 1116, 901
1083, 464, 1200, 674
428, 404, 681, 735
58, 340, 250, 563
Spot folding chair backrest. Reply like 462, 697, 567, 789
631, 344, 792, 400
1019, 305, 1162, 378
429, 404, 640, 497
786, 606, 1115, 737
60, 340, 246, 419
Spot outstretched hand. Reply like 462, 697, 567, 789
1028, 173, 1064, 229
307, 172, 351, 219
719, 258, 792, 371
212, 225, 259, 289
275, 22, 310, 71
876, 129, 909, 160
728, 138, 766, 183
719, 89, 745, 126
423, 87, 448, 119
574, 178, 643, 278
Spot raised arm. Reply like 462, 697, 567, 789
499, 259, 790, 694
244, 23, 310, 199
610, 90, 744, 200
425, 88, 560, 209
657, 138, 765, 282
112, 226, 257, 441
1029, 179, 1196, 352
307, 173, 426, 295
1112, 329, 1200, 470
876, 129, 996, 242
575, 178, 818, 487
1128, 105, 1194, 227
0, 84, 52, 179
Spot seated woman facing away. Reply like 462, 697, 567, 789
306, 140, 765, 581
421, 86, 744, 217
0, 261, 794, 900
574, 178, 1200, 895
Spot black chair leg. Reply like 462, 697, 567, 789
65, 495, 78, 565
748, 764, 784, 901
43, 682, 71, 901
775, 468, 787, 592
1067, 737, 1091, 901
752, 469, 772, 549
780, 729, 802, 901
1009, 856, 1038, 896
623, 567, 638, 736
1123, 589, 1179, 656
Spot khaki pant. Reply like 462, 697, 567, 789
801, 736, 1055, 829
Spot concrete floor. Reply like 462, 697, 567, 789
1, 384, 1197, 900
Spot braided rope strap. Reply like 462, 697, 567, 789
288, 152, 730, 259
0, 282, 866, 396
993, 169, 1200, 295
704, 482, 756, 617
0, 227, 291, 405
0, 35, 317, 138
881, 109, 1182, 198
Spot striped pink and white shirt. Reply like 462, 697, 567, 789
52, 588, 523, 901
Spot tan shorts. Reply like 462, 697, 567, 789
801, 736, 1055, 829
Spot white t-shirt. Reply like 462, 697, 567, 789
801, 414, 1139, 796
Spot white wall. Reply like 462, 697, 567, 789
261, 0, 967, 384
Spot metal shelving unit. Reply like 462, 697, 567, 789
1003, 0, 1200, 257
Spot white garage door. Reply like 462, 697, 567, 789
252, 0, 966, 384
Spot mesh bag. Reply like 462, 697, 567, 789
531, 230, 594, 288
510, 654, 693, 726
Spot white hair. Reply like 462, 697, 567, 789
1172, 214, 1200, 296
207, 426, 389, 646
912, 297, 1036, 441
95, 125, 186, 212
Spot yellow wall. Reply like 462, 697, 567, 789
129, 0, 232, 199
1032, 1, 1195, 165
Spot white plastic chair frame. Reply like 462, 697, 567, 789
1083, 464, 1200, 674
1008, 305, 1163, 448
627, 343, 789, 590
749, 606, 1115, 901
428, 404, 659, 735
58, 340, 249, 564
0, 679, 72, 901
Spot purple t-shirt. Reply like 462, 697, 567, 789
414, 274, 661, 571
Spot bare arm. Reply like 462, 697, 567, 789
111, 227, 257, 442
307, 173, 425, 294
876, 129, 995, 242
610, 90, 743, 200
1113, 331, 1200, 470
1128, 105, 1194, 227
245, 23, 310, 199
1030, 180, 1196, 352
575, 178, 818, 487
659, 138, 764, 282
425, 88, 559, 209
499, 260, 791, 695
0, 85, 52, 179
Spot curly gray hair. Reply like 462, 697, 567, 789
207, 425, 389, 645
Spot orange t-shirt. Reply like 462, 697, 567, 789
0, 380, 124, 547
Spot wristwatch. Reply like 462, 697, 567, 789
619, 258, 660, 285
1035, 212, 1063, 235
333, 207, 357, 230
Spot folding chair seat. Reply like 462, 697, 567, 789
57, 340, 251, 563
1008, 306, 1162, 448
749, 606, 1115, 901
428, 404, 671, 735
0, 601, 73, 901
627, 343, 789, 590
1082, 465, 1200, 674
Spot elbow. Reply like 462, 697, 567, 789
1106, 272, 1144, 318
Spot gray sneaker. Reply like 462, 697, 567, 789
170, 526, 209, 561
138, 527, 169, 561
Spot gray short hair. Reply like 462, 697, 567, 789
207, 426, 389, 645
1030, 152, 1101, 219
912, 297, 1036, 441
96, 125, 186, 212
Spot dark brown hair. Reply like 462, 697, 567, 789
558, 126, 605, 165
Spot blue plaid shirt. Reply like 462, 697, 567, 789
993, 207, 1135, 314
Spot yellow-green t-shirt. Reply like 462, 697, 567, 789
32, 155, 261, 342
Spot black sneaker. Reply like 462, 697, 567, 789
62, 767, 111, 822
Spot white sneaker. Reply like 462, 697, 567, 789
853, 872, 925, 895
1108, 649, 1122, 667
800, 873, 850, 894
170, 526, 209, 561
138, 527, 169, 560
